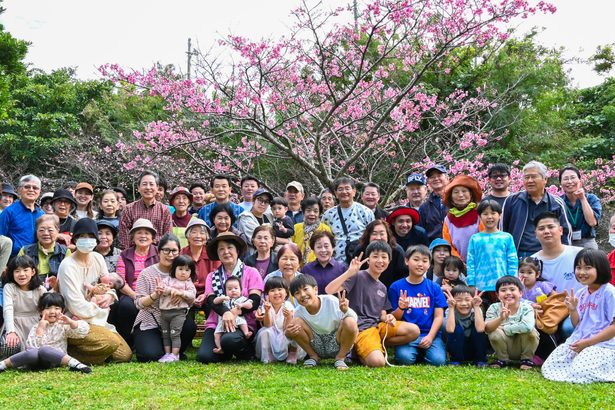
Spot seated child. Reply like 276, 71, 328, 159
213, 277, 253, 354
84, 273, 124, 326
271, 197, 295, 244
485, 275, 539, 370
158, 255, 197, 363
254, 276, 305, 364
285, 274, 359, 370
326, 241, 419, 368
0, 293, 91, 373
518, 257, 555, 303
542, 249, 615, 384
443, 285, 487, 366
388, 245, 448, 366
438, 256, 467, 293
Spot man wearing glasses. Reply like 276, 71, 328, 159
0, 175, 45, 257
484, 164, 511, 208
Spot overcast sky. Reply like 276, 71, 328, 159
1, 0, 613, 88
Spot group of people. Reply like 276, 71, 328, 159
0, 160, 613, 385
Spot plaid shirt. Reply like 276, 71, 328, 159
118, 199, 172, 249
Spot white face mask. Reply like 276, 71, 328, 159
609, 233, 615, 248
76, 238, 97, 253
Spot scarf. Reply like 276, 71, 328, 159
301, 223, 320, 265
211, 260, 245, 296
448, 203, 479, 228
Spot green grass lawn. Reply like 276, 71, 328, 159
0, 350, 612, 410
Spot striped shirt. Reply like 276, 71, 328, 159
134, 264, 167, 331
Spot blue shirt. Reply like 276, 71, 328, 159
388, 277, 447, 336
197, 201, 244, 228
0, 200, 45, 256
561, 193, 602, 239
286, 209, 304, 224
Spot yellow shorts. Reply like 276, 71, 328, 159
355, 322, 401, 360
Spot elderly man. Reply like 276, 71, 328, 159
285, 181, 305, 224
322, 177, 375, 263
501, 161, 571, 258
118, 170, 172, 249
405, 173, 428, 210
484, 163, 511, 208
0, 175, 45, 257
418, 165, 450, 243
361, 182, 389, 220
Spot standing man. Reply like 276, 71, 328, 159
322, 177, 374, 263
405, 174, 427, 210
0, 175, 45, 257
285, 181, 305, 225
418, 165, 449, 243
118, 170, 172, 249
197, 174, 244, 227
501, 161, 571, 258
1, 183, 19, 214
238, 175, 260, 211
484, 164, 511, 207
361, 182, 389, 220
188, 182, 208, 215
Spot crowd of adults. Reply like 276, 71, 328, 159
0, 159, 613, 373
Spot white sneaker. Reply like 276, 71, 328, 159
158, 353, 173, 363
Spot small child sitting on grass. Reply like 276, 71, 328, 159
285, 274, 358, 370
443, 285, 487, 366
0, 293, 91, 374
325, 241, 420, 368
485, 275, 539, 370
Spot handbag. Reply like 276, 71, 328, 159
535, 291, 569, 334
0, 324, 22, 360
337, 206, 359, 264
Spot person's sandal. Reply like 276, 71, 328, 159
334, 359, 349, 371
303, 358, 319, 368
489, 359, 508, 369
519, 359, 534, 370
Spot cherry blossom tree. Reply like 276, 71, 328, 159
101, 0, 562, 196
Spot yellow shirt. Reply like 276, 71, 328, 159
18, 242, 72, 276
291, 222, 332, 266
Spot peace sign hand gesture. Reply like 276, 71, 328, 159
472, 289, 484, 309
347, 252, 368, 276
500, 302, 511, 320
154, 276, 165, 297
564, 289, 579, 313
338, 290, 349, 313
443, 288, 456, 308
398, 289, 410, 310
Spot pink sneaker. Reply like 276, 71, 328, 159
158, 353, 173, 363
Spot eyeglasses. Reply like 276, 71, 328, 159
255, 197, 270, 205
22, 185, 41, 191
489, 174, 509, 180
37, 228, 57, 234
160, 248, 180, 255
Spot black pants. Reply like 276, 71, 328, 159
196, 328, 254, 363
133, 317, 197, 362
108, 295, 139, 348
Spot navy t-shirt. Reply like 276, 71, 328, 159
388, 277, 447, 335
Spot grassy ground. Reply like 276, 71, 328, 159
0, 351, 612, 410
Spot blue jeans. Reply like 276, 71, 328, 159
395, 334, 446, 366
446, 325, 487, 363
